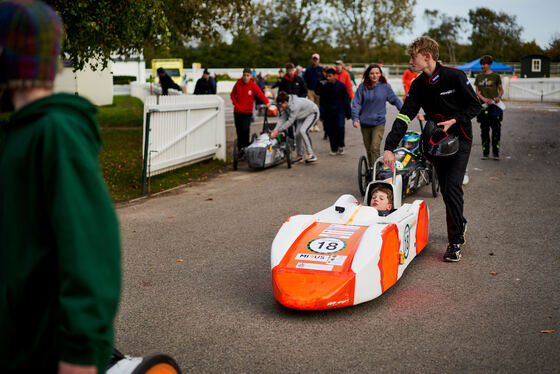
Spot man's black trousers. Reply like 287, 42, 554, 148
431, 140, 471, 245
324, 111, 346, 152
234, 112, 253, 150
480, 120, 501, 157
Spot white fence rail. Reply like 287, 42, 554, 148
503, 77, 560, 102
142, 95, 226, 192
127, 77, 560, 104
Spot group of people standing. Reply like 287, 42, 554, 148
229, 53, 405, 165
231, 37, 505, 264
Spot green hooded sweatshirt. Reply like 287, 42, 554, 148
0, 93, 121, 373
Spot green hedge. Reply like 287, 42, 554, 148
215, 73, 234, 81
113, 75, 137, 85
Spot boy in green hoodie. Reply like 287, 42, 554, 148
0, 1, 121, 373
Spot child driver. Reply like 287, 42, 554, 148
370, 185, 393, 216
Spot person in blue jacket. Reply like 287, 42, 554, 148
352, 63, 402, 167
318, 68, 351, 155
303, 53, 323, 132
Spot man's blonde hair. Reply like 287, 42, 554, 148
407, 36, 439, 61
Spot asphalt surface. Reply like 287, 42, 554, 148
114, 100, 559, 373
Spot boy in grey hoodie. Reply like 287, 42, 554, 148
271, 91, 319, 163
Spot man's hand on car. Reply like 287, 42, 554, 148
384, 150, 395, 171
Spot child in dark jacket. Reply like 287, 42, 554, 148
278, 62, 307, 98
317, 68, 351, 155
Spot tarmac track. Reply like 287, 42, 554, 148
114, 101, 559, 373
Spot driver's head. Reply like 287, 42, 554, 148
370, 185, 393, 211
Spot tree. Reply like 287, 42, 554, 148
516, 41, 544, 60
547, 33, 560, 62
468, 7, 523, 61
254, 0, 329, 66
423, 10, 465, 64
324, 0, 416, 62
45, 0, 251, 70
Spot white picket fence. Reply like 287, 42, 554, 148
503, 77, 560, 102
142, 95, 226, 187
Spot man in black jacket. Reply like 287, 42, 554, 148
194, 69, 216, 95
157, 67, 181, 95
279, 62, 307, 98
383, 36, 481, 262
319, 68, 351, 155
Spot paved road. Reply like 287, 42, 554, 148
115, 101, 559, 373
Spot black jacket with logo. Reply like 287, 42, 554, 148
385, 63, 481, 151
278, 74, 308, 98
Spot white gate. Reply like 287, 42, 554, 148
142, 95, 226, 189
504, 77, 560, 102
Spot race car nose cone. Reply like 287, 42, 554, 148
272, 268, 355, 310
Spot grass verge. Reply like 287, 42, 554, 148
96, 95, 144, 127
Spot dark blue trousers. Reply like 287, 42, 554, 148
323, 110, 346, 152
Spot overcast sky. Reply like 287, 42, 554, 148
395, 0, 560, 48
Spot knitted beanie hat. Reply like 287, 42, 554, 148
0, 0, 63, 89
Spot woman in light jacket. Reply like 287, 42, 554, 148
352, 63, 402, 167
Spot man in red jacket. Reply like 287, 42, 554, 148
230, 68, 270, 153
335, 60, 354, 99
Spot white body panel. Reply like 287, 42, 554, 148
271, 194, 429, 309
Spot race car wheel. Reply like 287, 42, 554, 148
431, 163, 439, 197
233, 139, 239, 171
130, 354, 181, 374
286, 142, 292, 169
358, 156, 369, 196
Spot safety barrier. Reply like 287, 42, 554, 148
503, 77, 560, 102
142, 95, 226, 194
129, 77, 560, 105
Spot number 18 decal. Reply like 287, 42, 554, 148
307, 238, 346, 254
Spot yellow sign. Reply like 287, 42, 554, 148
152, 58, 183, 84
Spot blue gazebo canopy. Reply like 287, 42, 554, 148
454, 58, 514, 73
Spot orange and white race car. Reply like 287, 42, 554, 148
271, 180, 429, 310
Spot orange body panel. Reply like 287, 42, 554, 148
272, 222, 368, 309
415, 201, 429, 254
268, 105, 278, 117
145, 363, 179, 374
377, 224, 401, 293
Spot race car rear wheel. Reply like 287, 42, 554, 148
431, 163, 439, 197
233, 139, 239, 171
358, 155, 369, 196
